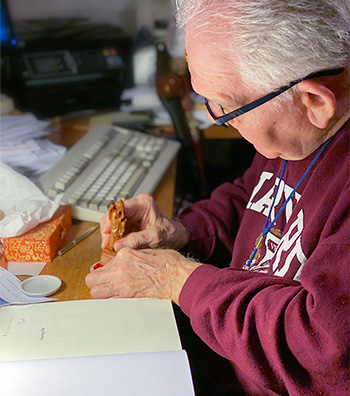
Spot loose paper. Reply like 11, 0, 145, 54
0, 267, 53, 306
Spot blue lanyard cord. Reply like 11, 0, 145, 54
263, 159, 288, 236
246, 136, 333, 268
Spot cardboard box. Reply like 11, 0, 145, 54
3, 205, 72, 262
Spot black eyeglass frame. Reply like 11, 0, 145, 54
205, 68, 344, 126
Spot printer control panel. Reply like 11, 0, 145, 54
21, 47, 125, 80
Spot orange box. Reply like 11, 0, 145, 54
3, 205, 72, 262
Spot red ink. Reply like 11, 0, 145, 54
93, 262, 104, 270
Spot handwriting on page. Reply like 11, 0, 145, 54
1, 314, 44, 340
2, 315, 13, 337
0, 299, 182, 362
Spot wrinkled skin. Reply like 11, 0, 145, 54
85, 194, 199, 305
100, 194, 189, 252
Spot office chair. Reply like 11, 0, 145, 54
156, 72, 209, 205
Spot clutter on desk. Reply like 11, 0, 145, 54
120, 86, 211, 130
0, 113, 66, 181
2, 205, 71, 263
0, 267, 55, 306
120, 86, 171, 126
0, 163, 60, 238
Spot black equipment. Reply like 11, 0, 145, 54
1, 2, 133, 118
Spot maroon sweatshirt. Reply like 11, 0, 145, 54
179, 121, 349, 395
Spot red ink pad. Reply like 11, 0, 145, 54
90, 262, 104, 272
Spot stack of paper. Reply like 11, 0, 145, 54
0, 113, 66, 181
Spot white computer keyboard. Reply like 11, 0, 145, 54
37, 124, 181, 222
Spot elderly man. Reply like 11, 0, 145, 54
86, 0, 349, 394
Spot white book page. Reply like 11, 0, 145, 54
0, 350, 195, 396
0, 298, 182, 361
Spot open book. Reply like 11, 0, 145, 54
0, 298, 195, 396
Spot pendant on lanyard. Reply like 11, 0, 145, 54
245, 136, 333, 269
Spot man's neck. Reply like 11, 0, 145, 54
327, 107, 350, 139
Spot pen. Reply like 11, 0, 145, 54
57, 225, 99, 256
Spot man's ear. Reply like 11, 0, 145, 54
297, 80, 336, 129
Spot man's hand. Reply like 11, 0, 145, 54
85, 247, 201, 305
100, 194, 189, 253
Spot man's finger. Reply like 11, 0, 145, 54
85, 268, 116, 288
90, 283, 120, 299
115, 230, 154, 250
100, 212, 111, 233
123, 197, 145, 222
101, 233, 110, 249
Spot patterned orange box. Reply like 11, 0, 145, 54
3, 205, 72, 262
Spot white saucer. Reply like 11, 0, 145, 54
21, 275, 62, 297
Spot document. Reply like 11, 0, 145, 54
0, 298, 181, 360
0, 298, 195, 396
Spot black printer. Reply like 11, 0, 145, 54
1, 16, 133, 118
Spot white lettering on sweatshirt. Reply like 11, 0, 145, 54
246, 171, 306, 281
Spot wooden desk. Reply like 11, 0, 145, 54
38, 116, 177, 302
201, 125, 242, 140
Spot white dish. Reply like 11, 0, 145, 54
21, 275, 62, 297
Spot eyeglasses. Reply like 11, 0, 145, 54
205, 68, 344, 127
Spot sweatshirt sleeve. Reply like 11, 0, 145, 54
179, 153, 264, 263
179, 222, 350, 394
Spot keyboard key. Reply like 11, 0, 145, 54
88, 198, 103, 211
47, 188, 59, 199
120, 168, 147, 197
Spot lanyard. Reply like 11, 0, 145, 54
246, 136, 333, 268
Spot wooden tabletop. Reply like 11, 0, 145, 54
201, 125, 242, 139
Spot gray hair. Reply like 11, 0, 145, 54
175, 0, 350, 95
